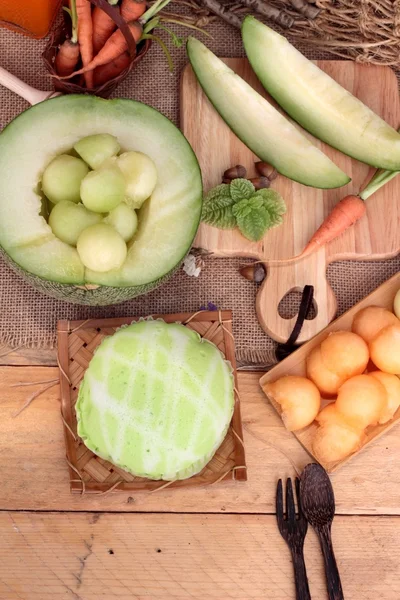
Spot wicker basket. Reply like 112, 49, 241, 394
42, 0, 151, 98
58, 310, 247, 493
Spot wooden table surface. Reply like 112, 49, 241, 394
1, 346, 399, 599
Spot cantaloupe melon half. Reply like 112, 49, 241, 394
0, 95, 202, 304
76, 320, 235, 480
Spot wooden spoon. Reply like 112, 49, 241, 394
300, 463, 344, 600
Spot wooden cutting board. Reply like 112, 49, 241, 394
181, 59, 400, 343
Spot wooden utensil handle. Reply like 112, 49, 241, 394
256, 257, 337, 344
291, 548, 311, 600
0, 66, 55, 105
318, 524, 344, 600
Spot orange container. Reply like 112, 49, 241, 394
0, 0, 62, 39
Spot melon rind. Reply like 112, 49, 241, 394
0, 248, 180, 305
75, 320, 235, 480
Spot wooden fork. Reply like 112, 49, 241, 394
276, 478, 311, 600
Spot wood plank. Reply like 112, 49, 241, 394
181, 60, 400, 343
1, 366, 400, 513
0, 512, 399, 600
0, 345, 57, 366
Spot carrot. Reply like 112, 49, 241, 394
92, 6, 117, 55
94, 51, 131, 85
58, 21, 142, 79
76, 0, 94, 88
293, 155, 400, 261
57, 0, 173, 81
55, 40, 80, 76
55, 0, 80, 76
297, 195, 366, 259
121, 0, 147, 22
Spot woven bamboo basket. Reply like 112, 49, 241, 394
57, 310, 247, 494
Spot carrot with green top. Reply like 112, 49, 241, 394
92, 5, 117, 54
76, 0, 94, 88
61, 21, 142, 77
58, 0, 172, 79
94, 51, 131, 85
121, 0, 147, 22
297, 194, 366, 259
55, 0, 80, 76
295, 162, 400, 260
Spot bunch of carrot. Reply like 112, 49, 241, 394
54, 0, 172, 88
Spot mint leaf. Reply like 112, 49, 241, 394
236, 207, 270, 241
202, 185, 236, 228
230, 178, 255, 202
203, 184, 231, 205
202, 204, 236, 229
232, 196, 264, 217
233, 197, 271, 241
232, 198, 252, 219
201, 181, 286, 237
255, 189, 286, 227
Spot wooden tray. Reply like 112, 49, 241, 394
181, 59, 400, 343
57, 311, 246, 494
260, 272, 400, 472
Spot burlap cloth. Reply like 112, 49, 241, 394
0, 19, 399, 365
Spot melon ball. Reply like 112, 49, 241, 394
394, 289, 400, 320
117, 151, 157, 209
263, 375, 320, 431
77, 223, 127, 272
320, 331, 369, 379
369, 324, 400, 374
104, 202, 138, 242
369, 371, 400, 424
316, 402, 365, 436
306, 346, 344, 396
74, 134, 120, 170
352, 306, 399, 344
42, 154, 89, 204
335, 374, 387, 430
81, 164, 126, 213
49, 201, 102, 246
312, 423, 364, 464
316, 403, 350, 428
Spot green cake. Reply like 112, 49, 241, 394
76, 320, 235, 480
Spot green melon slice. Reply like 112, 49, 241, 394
186, 37, 349, 189
0, 95, 202, 302
76, 320, 235, 480
242, 17, 400, 170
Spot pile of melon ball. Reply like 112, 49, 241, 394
42, 134, 157, 272
264, 293, 400, 465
